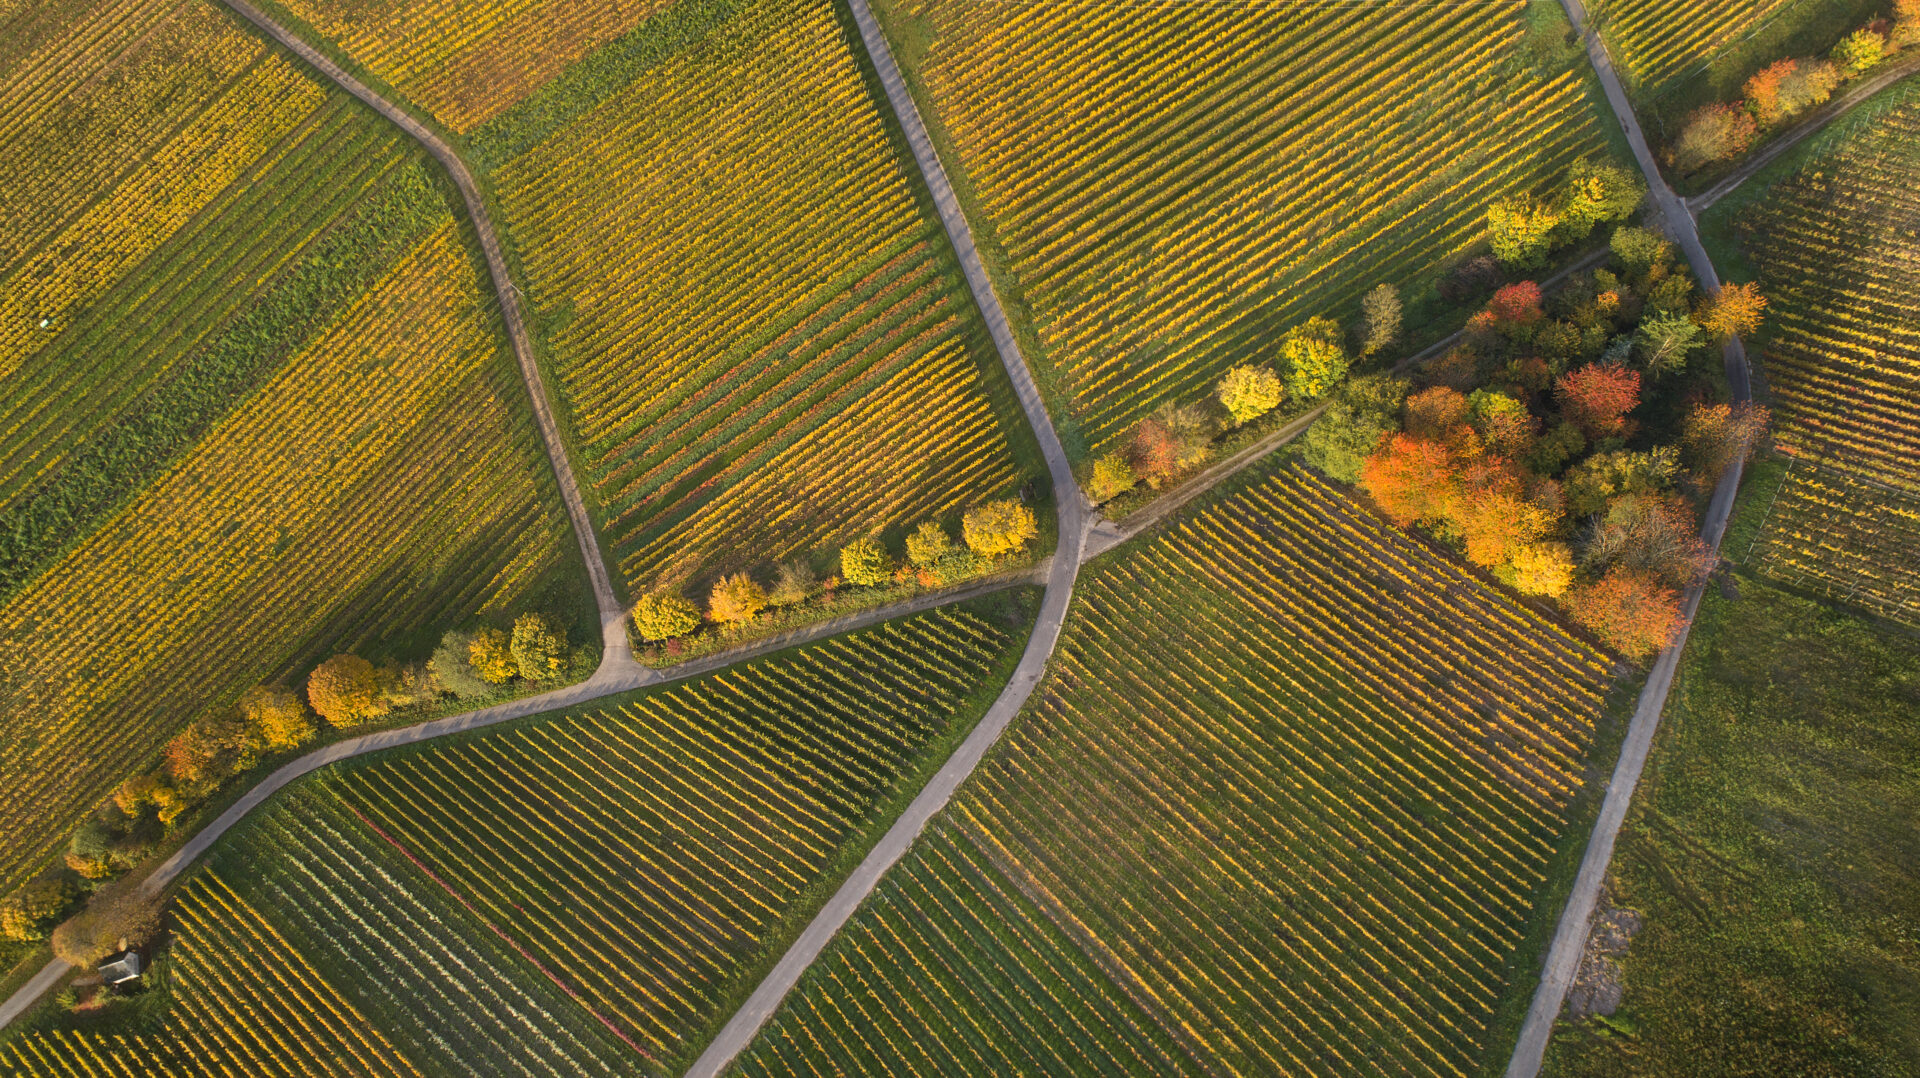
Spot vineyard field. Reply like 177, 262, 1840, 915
264, 0, 674, 133
0, 604, 1032, 1075
493, 0, 1035, 597
733, 464, 1617, 1076
1742, 460, 1920, 626
0, 0, 586, 895
1589, 0, 1883, 112
868, 0, 1614, 456
1719, 81, 1920, 492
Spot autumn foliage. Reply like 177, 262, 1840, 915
1567, 566, 1684, 660
1554, 363, 1641, 439
1697, 281, 1767, 339
306, 654, 385, 727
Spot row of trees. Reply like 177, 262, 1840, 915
1486, 158, 1644, 271
0, 611, 573, 951
1673, 2, 1919, 172
1087, 289, 1402, 503
631, 499, 1040, 643
1306, 223, 1769, 659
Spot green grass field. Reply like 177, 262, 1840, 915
0, 597, 1037, 1075
731, 463, 1618, 1076
1542, 459, 1920, 1078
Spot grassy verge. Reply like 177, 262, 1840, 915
1539, 457, 1920, 1077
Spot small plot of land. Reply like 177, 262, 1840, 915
1542, 548, 1920, 1076
733, 464, 1615, 1076
872, 0, 1611, 456
0, 607, 1029, 1075
268, 0, 674, 132
1721, 82, 1920, 491
0, 0, 582, 896
1744, 460, 1920, 625
494, 0, 1031, 597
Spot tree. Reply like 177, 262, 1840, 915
1610, 225, 1673, 280
1672, 103, 1757, 171
1360, 283, 1403, 357
1683, 401, 1770, 481
1216, 365, 1283, 425
840, 537, 892, 587
769, 560, 816, 606
510, 613, 568, 681
1832, 27, 1885, 74
1743, 58, 1799, 125
1697, 281, 1766, 339
1487, 196, 1561, 269
1568, 565, 1684, 661
1470, 389, 1538, 457
308, 653, 386, 725
1130, 402, 1211, 487
239, 684, 313, 751
1302, 375, 1408, 483
1897, 0, 1920, 47
50, 877, 162, 968
1555, 158, 1643, 241
0, 870, 77, 942
1456, 484, 1558, 569
1585, 493, 1716, 589
1510, 542, 1576, 597
905, 522, 955, 568
429, 630, 490, 698
708, 573, 768, 624
162, 716, 250, 787
1780, 59, 1843, 114
632, 593, 702, 641
1278, 316, 1349, 400
1359, 434, 1457, 527
466, 630, 517, 684
1488, 280, 1546, 329
1636, 310, 1703, 377
1554, 362, 1641, 439
1404, 385, 1472, 441
1087, 453, 1137, 502
963, 499, 1038, 558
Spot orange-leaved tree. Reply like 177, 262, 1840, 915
308, 654, 385, 727
1697, 281, 1766, 339
1568, 565, 1684, 661
1555, 362, 1641, 440
1359, 434, 1458, 527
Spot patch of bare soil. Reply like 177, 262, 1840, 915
1566, 890, 1643, 1020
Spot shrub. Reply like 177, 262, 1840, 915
1087, 453, 1137, 502
428, 630, 490, 698
905, 522, 955, 568
1439, 255, 1502, 303
50, 877, 162, 968
307, 654, 386, 726
1697, 281, 1766, 339
632, 593, 702, 641
510, 613, 568, 681
769, 560, 817, 606
1216, 365, 1283, 426
1672, 103, 1756, 171
708, 573, 768, 624
0, 870, 79, 942
962, 499, 1038, 558
239, 684, 313, 751
1359, 283, 1403, 357
1278, 316, 1349, 400
1568, 565, 1684, 661
1487, 196, 1560, 269
840, 538, 892, 587
1832, 28, 1884, 74
467, 629, 516, 684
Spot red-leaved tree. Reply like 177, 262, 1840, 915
1555, 362, 1641, 439
1568, 565, 1683, 661
1489, 281, 1546, 327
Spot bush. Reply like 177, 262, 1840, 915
632, 593, 702, 641
467, 629, 516, 684
1359, 283, 1403, 357
50, 877, 162, 969
0, 870, 79, 942
1215, 365, 1283, 426
925, 548, 984, 587
428, 630, 491, 698
1278, 316, 1348, 400
1087, 453, 1137, 503
1487, 196, 1560, 270
1832, 28, 1884, 74
904, 522, 954, 568
708, 573, 768, 624
1672, 103, 1757, 171
308, 654, 386, 726
769, 560, 816, 606
1438, 255, 1502, 303
510, 613, 568, 681
239, 684, 314, 751
962, 499, 1038, 558
840, 538, 892, 587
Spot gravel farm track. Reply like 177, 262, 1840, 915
3, 0, 1910, 1067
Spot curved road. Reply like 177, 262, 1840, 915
1505, 4, 1756, 1075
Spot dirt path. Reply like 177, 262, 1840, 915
1689, 53, 1920, 214
1504, 4, 1758, 1075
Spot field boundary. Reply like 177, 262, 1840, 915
1502, 1, 1755, 1074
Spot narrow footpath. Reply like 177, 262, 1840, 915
1505, 5, 1756, 1075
